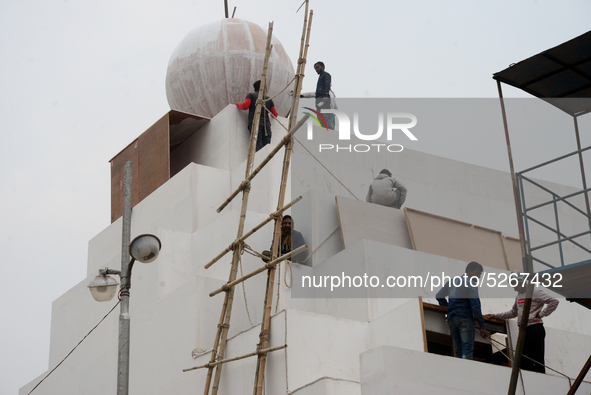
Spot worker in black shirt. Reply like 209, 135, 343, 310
236, 80, 278, 151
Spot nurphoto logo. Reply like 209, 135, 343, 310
304, 109, 418, 153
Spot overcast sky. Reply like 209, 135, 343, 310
1, 1, 590, 394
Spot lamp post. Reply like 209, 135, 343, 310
87, 161, 161, 395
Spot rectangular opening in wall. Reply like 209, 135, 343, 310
421, 301, 510, 367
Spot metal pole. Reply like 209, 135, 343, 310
573, 116, 591, 232
117, 161, 133, 395
496, 81, 534, 395
496, 81, 528, 262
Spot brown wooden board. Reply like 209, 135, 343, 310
138, 114, 170, 202
110, 113, 171, 222
404, 207, 522, 271
418, 297, 428, 352
110, 139, 140, 222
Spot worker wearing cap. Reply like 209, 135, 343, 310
485, 273, 559, 373
236, 80, 279, 152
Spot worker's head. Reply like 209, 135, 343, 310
379, 169, 392, 177
511, 272, 528, 292
281, 215, 293, 233
253, 80, 261, 92
465, 261, 484, 279
314, 61, 325, 74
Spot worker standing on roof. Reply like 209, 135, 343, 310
366, 169, 407, 209
236, 80, 279, 152
436, 261, 488, 360
297, 61, 336, 130
484, 273, 558, 373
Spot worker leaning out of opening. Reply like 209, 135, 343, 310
366, 169, 407, 209
261, 215, 307, 265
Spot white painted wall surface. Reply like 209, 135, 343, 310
22, 107, 591, 394
360, 345, 591, 395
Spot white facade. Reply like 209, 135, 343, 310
21, 105, 591, 394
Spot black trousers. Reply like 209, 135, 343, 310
522, 324, 546, 373
248, 124, 272, 152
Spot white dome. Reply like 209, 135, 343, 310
166, 18, 295, 118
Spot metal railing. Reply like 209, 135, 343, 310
517, 145, 591, 269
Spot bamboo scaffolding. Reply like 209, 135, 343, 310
253, 5, 313, 395
217, 114, 310, 213
205, 196, 303, 269
202, 22, 275, 395
184, 345, 287, 372
209, 245, 308, 297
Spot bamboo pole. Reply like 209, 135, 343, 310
183, 345, 287, 372
202, 23, 275, 395
253, 5, 313, 395
566, 353, 591, 395
217, 115, 310, 213
209, 245, 308, 297
206, 196, 303, 269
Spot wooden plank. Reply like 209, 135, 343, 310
418, 297, 428, 352
499, 233, 511, 271
404, 207, 417, 250
110, 139, 139, 222
110, 113, 172, 223
405, 207, 522, 271
138, 113, 170, 202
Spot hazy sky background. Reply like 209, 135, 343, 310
1, 1, 590, 393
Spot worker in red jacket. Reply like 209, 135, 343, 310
236, 80, 278, 152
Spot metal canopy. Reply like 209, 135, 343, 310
541, 259, 591, 310
493, 30, 591, 116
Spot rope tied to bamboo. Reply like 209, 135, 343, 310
275, 227, 340, 312
242, 183, 251, 193
297, 58, 306, 65
242, 243, 266, 259
230, 240, 241, 251
263, 75, 297, 102
257, 330, 270, 350
270, 212, 282, 221
237, 245, 255, 326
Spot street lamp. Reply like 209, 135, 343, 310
86, 161, 162, 395
88, 268, 119, 302
88, 234, 162, 302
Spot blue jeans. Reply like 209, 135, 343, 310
448, 314, 475, 360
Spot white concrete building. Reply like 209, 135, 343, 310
20, 102, 591, 394
20, 19, 591, 395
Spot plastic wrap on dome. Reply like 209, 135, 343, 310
166, 18, 295, 118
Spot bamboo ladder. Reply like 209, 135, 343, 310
183, 4, 313, 395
